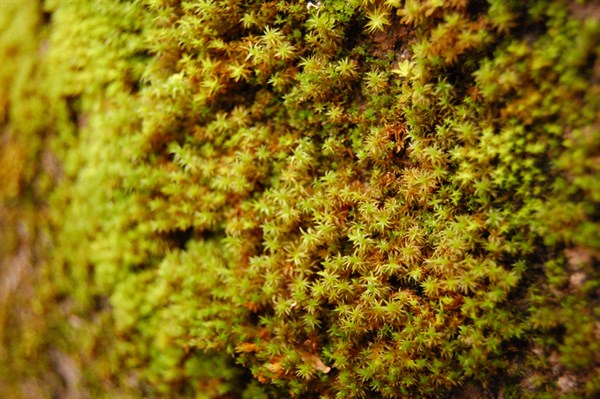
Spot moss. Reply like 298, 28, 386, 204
1, 0, 599, 398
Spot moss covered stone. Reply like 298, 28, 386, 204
1, 0, 599, 398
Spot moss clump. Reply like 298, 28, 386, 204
1, 0, 599, 398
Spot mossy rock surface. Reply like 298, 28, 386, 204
1, 0, 599, 398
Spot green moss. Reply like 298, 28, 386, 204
2, 0, 599, 397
